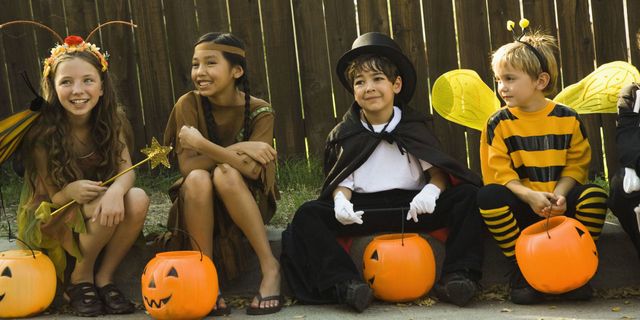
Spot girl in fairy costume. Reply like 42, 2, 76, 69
2, 21, 149, 316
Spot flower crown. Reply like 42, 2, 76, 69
43, 35, 109, 78
0, 20, 135, 78
506, 18, 549, 74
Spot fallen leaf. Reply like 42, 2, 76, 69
501, 308, 512, 313
612, 306, 621, 312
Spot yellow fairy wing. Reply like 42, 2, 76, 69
431, 69, 501, 131
554, 61, 640, 114
0, 109, 40, 165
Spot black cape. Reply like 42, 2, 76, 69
617, 83, 640, 172
319, 103, 482, 200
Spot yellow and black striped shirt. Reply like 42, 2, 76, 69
480, 100, 590, 192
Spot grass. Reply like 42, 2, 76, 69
0, 157, 324, 238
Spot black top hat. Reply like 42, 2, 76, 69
336, 32, 417, 104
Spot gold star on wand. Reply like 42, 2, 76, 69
50, 137, 172, 216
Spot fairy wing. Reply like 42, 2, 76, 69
431, 69, 501, 131
554, 61, 640, 114
0, 109, 40, 166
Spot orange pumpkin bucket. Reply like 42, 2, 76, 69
0, 249, 56, 318
515, 216, 598, 294
141, 251, 218, 320
362, 233, 436, 302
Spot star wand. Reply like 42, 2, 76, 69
50, 137, 172, 216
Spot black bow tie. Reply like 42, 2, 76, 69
362, 110, 408, 156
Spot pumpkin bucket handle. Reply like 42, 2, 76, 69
0, 184, 35, 258
169, 228, 204, 261
360, 207, 410, 246
10, 237, 37, 259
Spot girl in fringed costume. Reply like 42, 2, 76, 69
163, 32, 281, 316
1, 21, 149, 316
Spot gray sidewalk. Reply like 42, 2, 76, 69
28, 298, 640, 320
2, 221, 640, 319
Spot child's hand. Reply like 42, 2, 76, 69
232, 141, 277, 165
92, 189, 125, 227
623, 167, 640, 193
549, 194, 567, 216
64, 180, 107, 204
179, 125, 204, 151
524, 190, 555, 217
407, 184, 441, 222
334, 191, 364, 225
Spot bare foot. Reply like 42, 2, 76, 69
251, 258, 281, 309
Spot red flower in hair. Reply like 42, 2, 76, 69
64, 35, 84, 46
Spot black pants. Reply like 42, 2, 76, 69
609, 169, 640, 258
280, 184, 484, 304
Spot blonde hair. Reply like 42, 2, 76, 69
491, 30, 559, 96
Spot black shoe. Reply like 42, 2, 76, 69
556, 283, 593, 301
336, 280, 373, 313
433, 272, 480, 307
509, 264, 544, 305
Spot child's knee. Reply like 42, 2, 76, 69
183, 169, 213, 194
213, 164, 244, 192
477, 184, 509, 208
125, 187, 149, 223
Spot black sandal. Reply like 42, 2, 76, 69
65, 282, 104, 317
209, 295, 232, 316
97, 283, 135, 314
246, 293, 283, 315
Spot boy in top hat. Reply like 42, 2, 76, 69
280, 32, 485, 312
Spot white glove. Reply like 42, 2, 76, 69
407, 184, 441, 222
334, 191, 364, 225
624, 167, 640, 194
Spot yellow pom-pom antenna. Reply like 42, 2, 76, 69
507, 20, 515, 31
519, 18, 529, 30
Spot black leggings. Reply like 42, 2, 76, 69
477, 183, 608, 258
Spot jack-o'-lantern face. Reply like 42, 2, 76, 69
142, 265, 178, 309
0, 265, 10, 302
516, 216, 599, 294
141, 251, 218, 320
0, 250, 57, 318
362, 234, 436, 302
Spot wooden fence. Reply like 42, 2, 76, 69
2, 0, 640, 179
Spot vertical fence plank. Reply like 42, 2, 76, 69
260, 0, 306, 157
423, 0, 468, 167
629, 0, 640, 66
324, 0, 357, 119
356, 0, 389, 35
292, 0, 335, 157
522, 0, 561, 88
130, 0, 174, 147
454, 0, 492, 174
557, 0, 603, 179
63, 0, 99, 35
31, 0, 66, 62
163, 0, 199, 102
591, 0, 627, 178
0, 36, 10, 118
390, 0, 429, 113
0, 0, 40, 115
96, 0, 146, 159
228, 0, 269, 104
487, 0, 520, 52
195, 0, 229, 34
